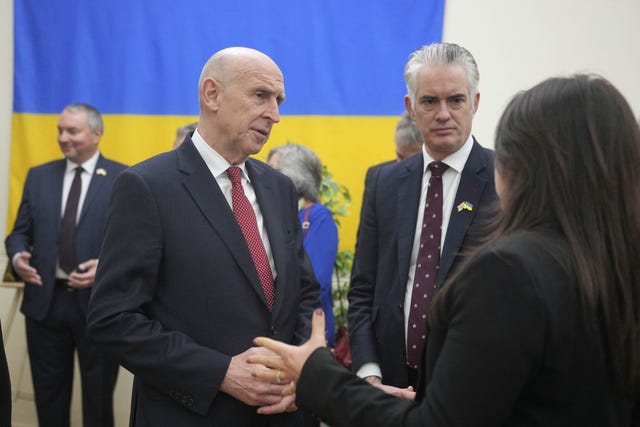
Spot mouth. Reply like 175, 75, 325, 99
251, 127, 270, 139
432, 127, 454, 135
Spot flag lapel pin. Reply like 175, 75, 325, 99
457, 201, 473, 212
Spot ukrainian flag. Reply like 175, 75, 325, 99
10, 0, 444, 251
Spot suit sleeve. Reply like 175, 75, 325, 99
5, 170, 34, 260
347, 165, 383, 371
87, 169, 226, 416
298, 248, 547, 426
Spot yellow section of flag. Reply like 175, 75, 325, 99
9, 113, 402, 253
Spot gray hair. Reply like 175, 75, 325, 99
267, 143, 322, 203
404, 42, 479, 109
63, 103, 104, 133
176, 122, 198, 139
395, 112, 423, 149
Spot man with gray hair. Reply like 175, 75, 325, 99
173, 122, 198, 149
394, 112, 423, 162
348, 42, 498, 390
358, 112, 423, 232
5, 103, 125, 426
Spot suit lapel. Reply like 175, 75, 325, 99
78, 155, 107, 225
396, 155, 423, 288
439, 140, 489, 286
52, 160, 66, 232
179, 142, 270, 309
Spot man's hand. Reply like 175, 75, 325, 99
13, 252, 42, 285
257, 393, 297, 415
365, 375, 382, 385
68, 259, 98, 288
220, 347, 292, 409
372, 382, 416, 400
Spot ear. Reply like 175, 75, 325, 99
91, 129, 103, 145
472, 92, 480, 115
404, 95, 415, 119
201, 77, 222, 112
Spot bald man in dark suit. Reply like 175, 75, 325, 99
87, 47, 319, 426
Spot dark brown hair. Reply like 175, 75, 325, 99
491, 74, 640, 393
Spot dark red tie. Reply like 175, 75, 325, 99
59, 166, 83, 274
406, 161, 448, 368
227, 166, 275, 310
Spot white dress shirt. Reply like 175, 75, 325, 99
55, 150, 100, 278
357, 135, 474, 381
191, 130, 277, 280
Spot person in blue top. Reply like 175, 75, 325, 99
267, 143, 338, 346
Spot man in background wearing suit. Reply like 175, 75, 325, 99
173, 121, 198, 149
391, 111, 424, 163
87, 47, 319, 426
348, 43, 497, 389
362, 111, 423, 192
5, 103, 125, 427
358, 112, 423, 238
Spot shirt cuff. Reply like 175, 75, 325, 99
12, 251, 24, 269
356, 362, 382, 380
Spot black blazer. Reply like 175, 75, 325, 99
5, 155, 127, 320
87, 139, 319, 426
298, 231, 633, 426
348, 139, 497, 386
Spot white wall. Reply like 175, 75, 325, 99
1, 0, 639, 425
442, 0, 640, 146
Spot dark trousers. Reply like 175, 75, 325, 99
26, 285, 118, 427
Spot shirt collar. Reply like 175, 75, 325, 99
191, 129, 250, 181
421, 134, 474, 175
65, 150, 100, 175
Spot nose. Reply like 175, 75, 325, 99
58, 130, 68, 143
264, 99, 280, 123
435, 100, 451, 122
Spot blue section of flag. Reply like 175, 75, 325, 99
14, 0, 444, 116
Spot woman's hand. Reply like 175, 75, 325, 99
249, 308, 327, 394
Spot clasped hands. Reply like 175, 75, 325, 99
220, 309, 326, 415
246, 308, 415, 414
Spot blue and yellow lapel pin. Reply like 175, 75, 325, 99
96, 168, 107, 176
457, 201, 473, 212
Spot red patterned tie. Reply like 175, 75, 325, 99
227, 166, 275, 310
59, 166, 83, 274
406, 161, 448, 368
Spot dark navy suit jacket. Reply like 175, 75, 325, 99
87, 139, 319, 426
348, 138, 497, 387
5, 155, 127, 320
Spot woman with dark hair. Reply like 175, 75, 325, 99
250, 75, 640, 426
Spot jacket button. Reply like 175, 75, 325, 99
270, 326, 277, 336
